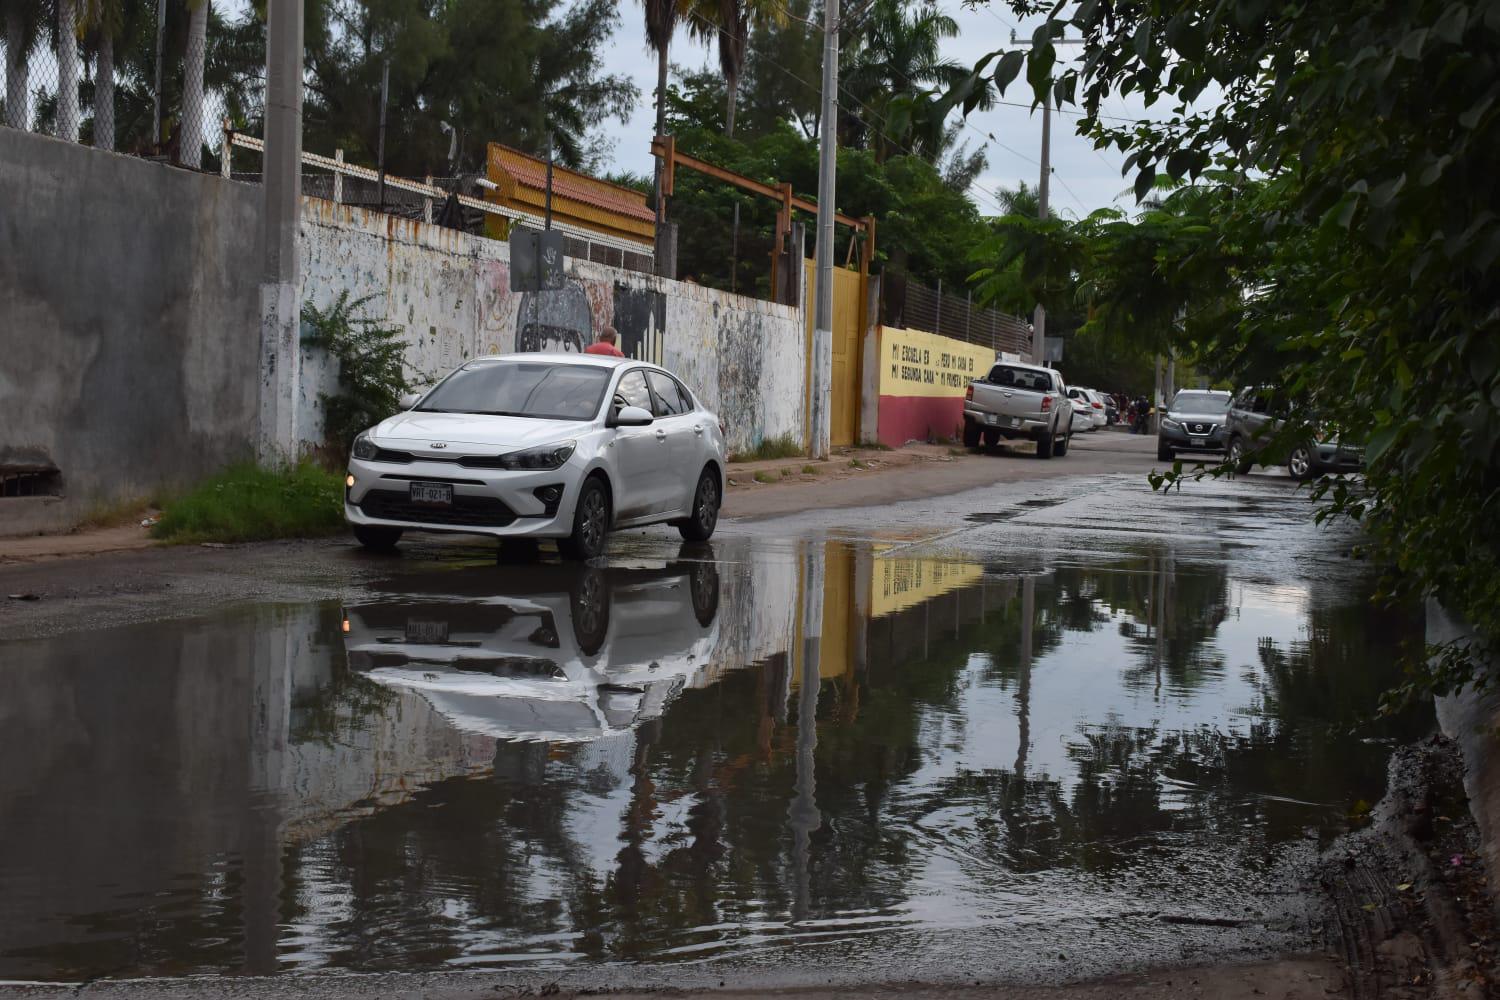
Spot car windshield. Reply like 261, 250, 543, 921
988, 365, 1052, 392
1171, 391, 1230, 414
417, 361, 611, 420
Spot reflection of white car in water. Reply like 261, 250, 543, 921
341, 555, 720, 742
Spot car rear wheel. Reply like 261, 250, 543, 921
1229, 437, 1253, 475
679, 468, 720, 542
981, 427, 1000, 448
560, 477, 610, 560
1056, 429, 1071, 457
353, 525, 402, 551
1035, 423, 1056, 459
962, 420, 981, 448
1288, 444, 1315, 481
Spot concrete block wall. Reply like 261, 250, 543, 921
298, 199, 807, 457
0, 129, 263, 536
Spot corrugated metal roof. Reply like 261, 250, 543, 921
488, 144, 654, 225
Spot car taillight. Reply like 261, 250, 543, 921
1092, 401, 1103, 408
965, 385, 974, 401
1041, 396, 1051, 412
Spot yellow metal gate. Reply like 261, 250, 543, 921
804, 262, 864, 447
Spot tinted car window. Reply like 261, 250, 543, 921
647, 371, 689, 417
1171, 391, 1230, 414
418, 361, 610, 421
614, 370, 653, 411
988, 365, 1053, 392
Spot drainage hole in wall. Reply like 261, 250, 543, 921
1, 467, 62, 498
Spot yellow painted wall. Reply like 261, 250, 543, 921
803, 262, 865, 447
878, 326, 992, 399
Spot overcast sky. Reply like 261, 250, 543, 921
594, 3, 1154, 219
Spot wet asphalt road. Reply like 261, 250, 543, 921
0, 436, 1426, 996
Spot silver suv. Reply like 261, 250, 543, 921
1225, 386, 1364, 480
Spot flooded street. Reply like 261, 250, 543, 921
0, 470, 1430, 990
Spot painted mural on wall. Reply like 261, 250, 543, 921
297, 199, 803, 455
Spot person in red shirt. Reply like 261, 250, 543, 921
584, 325, 625, 357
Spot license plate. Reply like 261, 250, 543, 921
985, 413, 999, 425
1011, 417, 1022, 427
410, 481, 453, 505
405, 619, 449, 643
1190, 437, 1206, 447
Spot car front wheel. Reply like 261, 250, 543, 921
1288, 444, 1315, 481
560, 477, 610, 560
1229, 437, 1253, 475
1157, 440, 1174, 462
679, 468, 720, 542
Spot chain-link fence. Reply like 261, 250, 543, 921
2, 0, 227, 166
880, 270, 1032, 356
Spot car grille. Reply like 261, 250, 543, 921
358, 489, 517, 527
369, 448, 511, 470
1189, 422, 1219, 434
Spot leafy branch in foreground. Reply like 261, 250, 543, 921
965, 0, 1500, 700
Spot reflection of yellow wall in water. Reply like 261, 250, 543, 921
870, 553, 983, 619
819, 543, 854, 679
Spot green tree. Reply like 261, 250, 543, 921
969, 0, 1500, 696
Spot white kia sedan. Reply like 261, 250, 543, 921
344, 354, 727, 558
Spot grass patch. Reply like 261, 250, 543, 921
728, 433, 804, 463
151, 463, 346, 544
849, 458, 867, 469
752, 470, 778, 484
801, 464, 819, 475
947, 447, 969, 457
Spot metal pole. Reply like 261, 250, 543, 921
151, 0, 166, 147
935, 278, 943, 334
1031, 90, 1051, 365
731, 200, 740, 295
544, 134, 554, 230
809, 0, 839, 460
377, 58, 389, 210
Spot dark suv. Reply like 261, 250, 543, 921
1158, 389, 1232, 461
1225, 386, 1364, 480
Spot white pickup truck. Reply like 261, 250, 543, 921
962, 360, 1072, 459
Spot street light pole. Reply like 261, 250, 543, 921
1031, 89, 1051, 366
809, 0, 839, 460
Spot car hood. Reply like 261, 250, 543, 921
1168, 410, 1229, 422
374, 411, 588, 449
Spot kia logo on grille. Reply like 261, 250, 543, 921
430, 442, 447, 449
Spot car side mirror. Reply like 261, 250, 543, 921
398, 391, 422, 410
611, 405, 654, 427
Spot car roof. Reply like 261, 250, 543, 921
467, 351, 631, 367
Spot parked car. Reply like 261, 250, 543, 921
1062, 386, 1110, 431
344, 354, 727, 557
1225, 385, 1364, 480
1157, 389, 1233, 461
1067, 392, 1094, 435
962, 360, 1071, 458
1082, 388, 1109, 428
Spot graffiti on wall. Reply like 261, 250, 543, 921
481, 260, 667, 364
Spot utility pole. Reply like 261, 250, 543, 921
1013, 30, 1081, 366
376, 59, 389, 210
1031, 88, 1050, 365
809, 0, 839, 460
151, 0, 166, 147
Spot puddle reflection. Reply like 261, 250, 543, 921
0, 539, 1428, 981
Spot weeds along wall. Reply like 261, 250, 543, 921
297, 198, 807, 457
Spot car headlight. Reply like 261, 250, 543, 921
1160, 418, 1180, 430
498, 440, 576, 470
352, 432, 380, 460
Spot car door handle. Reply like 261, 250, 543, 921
693, 425, 704, 435
654, 429, 667, 440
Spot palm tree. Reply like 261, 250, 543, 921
642, 0, 678, 240
682, 0, 778, 137
79, 0, 124, 148
841, 0, 987, 162
3, 0, 45, 129
179, 0, 207, 166
56, 0, 80, 140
